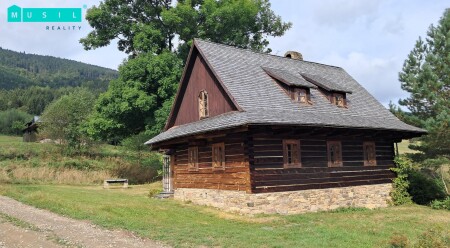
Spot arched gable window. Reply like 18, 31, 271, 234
199, 90, 209, 119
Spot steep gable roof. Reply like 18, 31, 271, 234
146, 39, 425, 146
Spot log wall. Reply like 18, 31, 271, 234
248, 126, 396, 193
172, 132, 251, 192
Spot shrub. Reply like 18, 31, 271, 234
408, 170, 446, 205
430, 197, 450, 210
0, 109, 32, 135
390, 156, 413, 205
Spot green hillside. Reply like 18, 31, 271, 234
0, 47, 118, 89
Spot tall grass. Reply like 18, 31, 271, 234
0, 135, 162, 185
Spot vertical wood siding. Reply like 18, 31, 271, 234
173, 56, 236, 127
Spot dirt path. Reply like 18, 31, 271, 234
0, 196, 167, 248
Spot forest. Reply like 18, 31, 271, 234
0, 47, 117, 89
0, 48, 118, 135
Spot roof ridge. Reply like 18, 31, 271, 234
193, 38, 342, 69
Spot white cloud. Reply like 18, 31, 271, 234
382, 14, 404, 35
312, 0, 383, 29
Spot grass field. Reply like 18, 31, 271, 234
0, 184, 449, 248
0, 135, 161, 185
397, 140, 419, 154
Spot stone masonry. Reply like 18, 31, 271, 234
174, 183, 392, 215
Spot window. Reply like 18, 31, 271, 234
363, 142, 376, 166
199, 90, 209, 119
188, 146, 199, 171
331, 93, 345, 107
294, 88, 308, 103
283, 140, 301, 168
327, 141, 342, 167
212, 143, 225, 169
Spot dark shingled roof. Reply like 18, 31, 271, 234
301, 73, 352, 93
262, 67, 317, 88
146, 39, 425, 145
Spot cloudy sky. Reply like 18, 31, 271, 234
0, 0, 447, 107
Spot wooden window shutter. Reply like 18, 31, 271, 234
283, 140, 301, 168
363, 142, 376, 166
188, 146, 199, 171
212, 143, 225, 170
327, 141, 343, 167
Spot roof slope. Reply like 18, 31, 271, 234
146, 39, 425, 145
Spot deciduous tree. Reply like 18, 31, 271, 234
81, 0, 291, 141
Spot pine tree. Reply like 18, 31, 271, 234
396, 9, 450, 158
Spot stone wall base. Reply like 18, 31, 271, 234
174, 184, 392, 215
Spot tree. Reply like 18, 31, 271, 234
0, 109, 32, 135
84, 51, 182, 141
40, 88, 96, 149
81, 0, 292, 57
394, 9, 450, 158
82, 0, 291, 142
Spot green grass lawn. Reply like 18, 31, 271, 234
1, 183, 449, 248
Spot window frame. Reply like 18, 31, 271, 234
363, 141, 377, 166
283, 139, 301, 168
212, 143, 225, 170
331, 93, 346, 107
327, 141, 343, 167
198, 90, 209, 119
294, 88, 308, 103
188, 146, 199, 171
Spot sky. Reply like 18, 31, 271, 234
0, 0, 447, 107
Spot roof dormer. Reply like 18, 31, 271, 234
262, 67, 316, 105
301, 73, 351, 108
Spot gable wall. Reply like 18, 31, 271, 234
173, 55, 236, 127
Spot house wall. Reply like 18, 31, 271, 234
172, 131, 251, 192
172, 56, 237, 127
248, 126, 396, 193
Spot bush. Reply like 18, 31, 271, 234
408, 170, 447, 205
390, 156, 413, 205
430, 197, 450, 210
0, 109, 32, 135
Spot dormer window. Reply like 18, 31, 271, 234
332, 93, 345, 107
294, 88, 308, 103
199, 90, 209, 119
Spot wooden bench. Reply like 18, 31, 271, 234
103, 179, 128, 189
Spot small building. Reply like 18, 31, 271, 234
145, 39, 425, 214
23, 116, 40, 142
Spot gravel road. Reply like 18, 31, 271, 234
0, 196, 167, 248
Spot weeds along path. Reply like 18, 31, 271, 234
0, 196, 167, 248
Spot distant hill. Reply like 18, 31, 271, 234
0, 47, 118, 90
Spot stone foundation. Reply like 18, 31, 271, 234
174, 183, 392, 215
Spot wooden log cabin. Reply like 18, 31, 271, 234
146, 39, 425, 214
